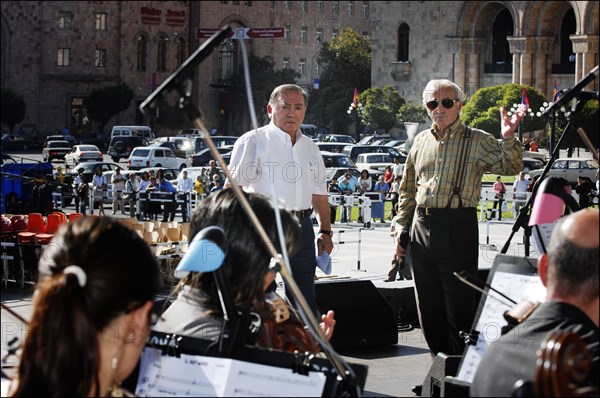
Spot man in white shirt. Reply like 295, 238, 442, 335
111, 167, 127, 215
226, 84, 332, 316
177, 170, 193, 222
393, 157, 404, 180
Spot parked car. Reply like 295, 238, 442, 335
523, 150, 547, 165
42, 140, 71, 162
354, 152, 395, 181
342, 145, 405, 163
149, 137, 195, 158
79, 133, 111, 152
189, 136, 239, 153
127, 146, 187, 170
1, 153, 17, 166
321, 151, 356, 169
522, 157, 544, 173
319, 134, 356, 144
317, 142, 354, 153
43, 134, 77, 148
1, 134, 37, 150
527, 158, 599, 185
68, 161, 122, 184
356, 134, 392, 145
187, 145, 234, 167
107, 136, 150, 162
110, 125, 155, 140
64, 144, 103, 167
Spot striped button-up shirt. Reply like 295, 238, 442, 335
397, 118, 522, 231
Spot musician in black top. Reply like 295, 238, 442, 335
471, 208, 599, 396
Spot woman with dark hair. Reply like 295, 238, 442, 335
154, 189, 336, 346
9, 217, 161, 396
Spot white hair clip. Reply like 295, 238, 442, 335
63, 265, 87, 288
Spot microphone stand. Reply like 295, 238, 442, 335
140, 26, 361, 396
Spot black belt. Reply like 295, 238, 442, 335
291, 208, 313, 218
417, 207, 476, 216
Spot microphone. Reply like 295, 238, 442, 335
174, 226, 227, 279
542, 65, 599, 117
529, 177, 578, 226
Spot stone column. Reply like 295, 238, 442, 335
508, 36, 535, 86
465, 38, 485, 96
571, 34, 599, 91
448, 37, 468, 92
534, 37, 555, 96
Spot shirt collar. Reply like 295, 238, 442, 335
431, 117, 463, 140
269, 121, 302, 144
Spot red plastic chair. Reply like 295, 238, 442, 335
36, 213, 63, 244
68, 213, 84, 222
50, 212, 68, 224
11, 217, 28, 234
18, 213, 46, 244
1, 216, 12, 237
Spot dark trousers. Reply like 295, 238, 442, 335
410, 208, 478, 356
287, 216, 318, 317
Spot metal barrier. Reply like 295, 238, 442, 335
335, 228, 366, 272
329, 193, 373, 226
479, 188, 531, 221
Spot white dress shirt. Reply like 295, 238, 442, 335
178, 177, 193, 192
227, 121, 328, 210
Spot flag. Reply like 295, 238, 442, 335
521, 87, 530, 109
353, 87, 359, 108
553, 81, 559, 100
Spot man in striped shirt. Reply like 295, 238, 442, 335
395, 79, 525, 359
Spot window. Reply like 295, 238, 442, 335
332, 1, 339, 16
300, 1, 307, 13
332, 29, 339, 39
491, 9, 513, 64
348, 1, 354, 17
157, 36, 168, 71
284, 25, 290, 44
95, 13, 106, 31
300, 27, 307, 44
95, 49, 107, 67
219, 39, 235, 83
58, 11, 72, 30
176, 38, 186, 66
316, 1, 323, 14
316, 28, 323, 44
397, 23, 409, 62
299, 58, 306, 76
57, 48, 70, 66
136, 35, 147, 71
362, 1, 369, 19
283, 57, 290, 69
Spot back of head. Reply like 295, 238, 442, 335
13, 217, 161, 396
546, 208, 599, 302
180, 189, 300, 316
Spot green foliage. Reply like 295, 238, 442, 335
1, 88, 26, 132
228, 55, 299, 124
360, 86, 405, 133
560, 99, 599, 149
84, 83, 134, 132
461, 84, 547, 138
311, 28, 371, 131
396, 99, 428, 126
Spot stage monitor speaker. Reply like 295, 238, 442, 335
315, 279, 398, 350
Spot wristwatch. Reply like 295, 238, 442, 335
318, 229, 333, 236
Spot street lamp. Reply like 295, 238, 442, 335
347, 101, 363, 142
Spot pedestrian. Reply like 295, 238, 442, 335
7, 216, 161, 396
111, 167, 127, 215
125, 172, 139, 219
193, 174, 205, 196
77, 174, 90, 215
372, 175, 389, 223
489, 175, 507, 221
388, 175, 401, 220
157, 173, 177, 222
471, 208, 599, 396
512, 171, 531, 215
138, 171, 151, 220
72, 169, 83, 213
393, 156, 404, 180
394, 78, 524, 372
385, 206, 411, 282
177, 169, 193, 222
226, 83, 332, 316
528, 137, 538, 152
91, 167, 107, 216
328, 176, 342, 224
338, 173, 357, 223
575, 176, 593, 209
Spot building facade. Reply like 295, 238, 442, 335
1, 1, 598, 138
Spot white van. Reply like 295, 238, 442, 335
110, 125, 155, 140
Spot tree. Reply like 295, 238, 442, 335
84, 83, 134, 133
360, 86, 405, 134
226, 55, 299, 126
310, 28, 371, 132
396, 99, 428, 129
1, 88, 26, 133
461, 84, 547, 138
560, 98, 599, 153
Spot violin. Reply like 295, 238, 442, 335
256, 292, 321, 355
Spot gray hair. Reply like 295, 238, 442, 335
269, 84, 308, 108
422, 79, 465, 106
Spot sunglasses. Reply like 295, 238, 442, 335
426, 98, 460, 111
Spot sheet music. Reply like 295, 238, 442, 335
135, 347, 327, 397
532, 221, 557, 254
455, 270, 546, 383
